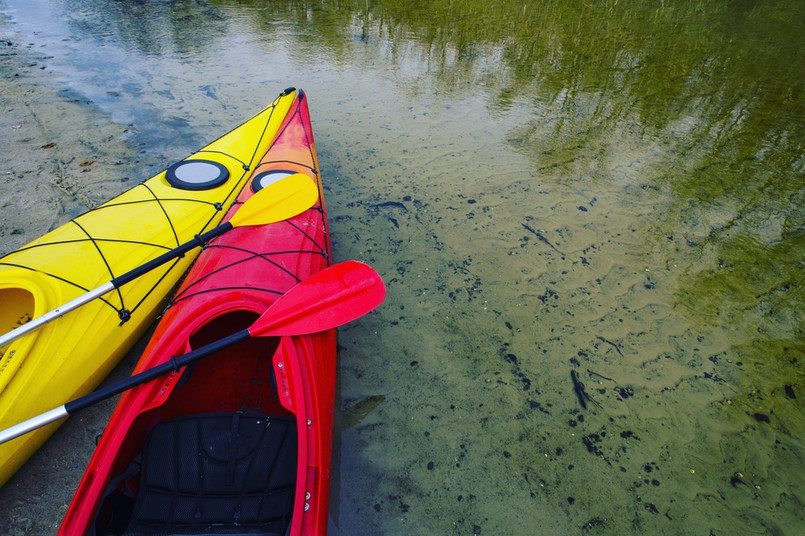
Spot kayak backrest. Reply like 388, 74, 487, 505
122, 413, 297, 535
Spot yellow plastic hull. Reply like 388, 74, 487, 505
0, 89, 298, 487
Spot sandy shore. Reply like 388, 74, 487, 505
0, 35, 150, 256
0, 31, 155, 535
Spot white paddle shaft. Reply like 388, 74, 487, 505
0, 407, 69, 444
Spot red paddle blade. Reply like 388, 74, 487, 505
250, 261, 386, 337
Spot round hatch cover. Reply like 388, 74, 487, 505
251, 170, 296, 192
166, 159, 229, 190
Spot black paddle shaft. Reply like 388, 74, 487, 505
65, 327, 250, 415
110, 222, 233, 289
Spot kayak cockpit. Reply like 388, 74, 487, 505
0, 287, 34, 360
91, 310, 298, 535
0, 288, 34, 328
0, 287, 34, 333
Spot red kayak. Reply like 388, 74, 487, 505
60, 89, 341, 535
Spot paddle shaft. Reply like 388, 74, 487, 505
112, 223, 231, 288
0, 328, 249, 444
0, 223, 232, 349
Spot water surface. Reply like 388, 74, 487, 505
0, 0, 802, 534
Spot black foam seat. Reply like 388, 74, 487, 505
124, 413, 297, 536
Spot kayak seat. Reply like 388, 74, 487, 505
122, 412, 297, 536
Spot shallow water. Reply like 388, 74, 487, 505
0, 0, 803, 534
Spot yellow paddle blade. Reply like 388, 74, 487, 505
230, 173, 318, 228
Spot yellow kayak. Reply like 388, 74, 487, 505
0, 88, 299, 487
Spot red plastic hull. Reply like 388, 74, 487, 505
59, 90, 335, 535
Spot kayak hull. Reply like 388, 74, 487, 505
60, 89, 335, 535
0, 89, 299, 487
